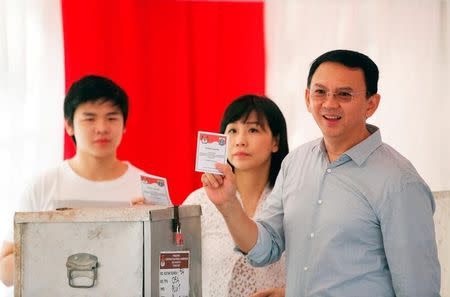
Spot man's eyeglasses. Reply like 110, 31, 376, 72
310, 88, 368, 103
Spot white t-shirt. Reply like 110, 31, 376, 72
184, 187, 285, 297
7, 161, 145, 241
19, 160, 145, 211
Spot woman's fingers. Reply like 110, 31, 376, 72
215, 162, 232, 177
201, 172, 223, 188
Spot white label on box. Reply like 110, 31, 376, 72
159, 251, 190, 297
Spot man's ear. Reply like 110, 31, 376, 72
64, 120, 74, 136
305, 88, 312, 113
365, 94, 380, 119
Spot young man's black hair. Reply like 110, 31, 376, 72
63, 75, 128, 143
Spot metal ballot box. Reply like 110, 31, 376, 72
14, 205, 202, 297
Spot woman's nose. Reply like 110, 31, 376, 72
234, 132, 247, 146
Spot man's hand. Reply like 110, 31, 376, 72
250, 287, 285, 297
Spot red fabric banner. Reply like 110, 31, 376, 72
62, 0, 264, 204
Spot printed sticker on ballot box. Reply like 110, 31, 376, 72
195, 131, 228, 175
159, 251, 190, 297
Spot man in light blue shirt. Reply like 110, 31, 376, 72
202, 49, 440, 297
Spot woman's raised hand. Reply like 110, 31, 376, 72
201, 163, 237, 211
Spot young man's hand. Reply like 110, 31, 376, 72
130, 197, 145, 206
0, 241, 14, 287
250, 287, 285, 297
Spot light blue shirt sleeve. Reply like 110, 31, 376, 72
247, 160, 286, 267
379, 180, 441, 296
238, 128, 440, 296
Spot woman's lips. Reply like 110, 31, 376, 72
233, 152, 251, 157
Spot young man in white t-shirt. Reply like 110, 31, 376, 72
0, 75, 147, 286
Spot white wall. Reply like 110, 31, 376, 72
434, 191, 450, 296
266, 0, 450, 191
0, 0, 64, 295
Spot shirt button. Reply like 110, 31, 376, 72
310, 232, 315, 238
304, 266, 309, 271
326, 168, 332, 173
317, 200, 323, 205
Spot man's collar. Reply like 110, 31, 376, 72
344, 124, 382, 166
316, 124, 382, 166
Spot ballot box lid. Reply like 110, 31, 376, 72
14, 205, 201, 224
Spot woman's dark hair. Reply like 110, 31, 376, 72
220, 94, 289, 188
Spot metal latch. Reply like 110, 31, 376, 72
66, 253, 98, 288
172, 206, 184, 246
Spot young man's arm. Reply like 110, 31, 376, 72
202, 163, 259, 253
380, 182, 440, 296
0, 241, 14, 287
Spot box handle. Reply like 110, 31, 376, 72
66, 253, 98, 288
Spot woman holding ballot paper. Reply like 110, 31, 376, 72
184, 94, 289, 297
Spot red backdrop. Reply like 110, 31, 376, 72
61, 0, 265, 204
